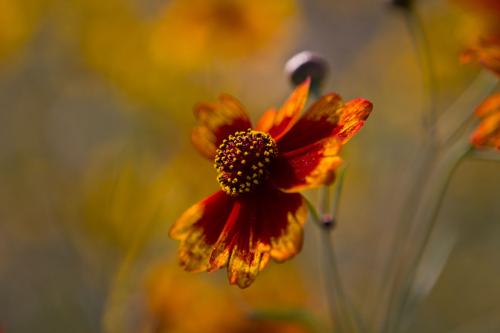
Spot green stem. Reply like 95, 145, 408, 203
375, 6, 440, 332
468, 149, 500, 162
102, 209, 164, 333
376, 145, 437, 333
402, 7, 438, 140
309, 167, 362, 333
436, 73, 498, 146
387, 138, 471, 333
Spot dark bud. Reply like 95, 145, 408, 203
387, 0, 413, 10
320, 214, 336, 229
285, 51, 329, 93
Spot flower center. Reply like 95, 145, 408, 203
214, 129, 278, 196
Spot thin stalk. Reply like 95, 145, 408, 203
389, 139, 471, 333
310, 167, 362, 333
102, 208, 164, 333
469, 149, 500, 161
437, 74, 498, 146
377, 149, 437, 333
402, 7, 438, 140
375, 6, 440, 332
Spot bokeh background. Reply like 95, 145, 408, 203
1, 0, 499, 332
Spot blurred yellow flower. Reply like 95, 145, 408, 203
0, 0, 48, 63
65, 0, 298, 119
453, 0, 500, 76
149, 0, 297, 69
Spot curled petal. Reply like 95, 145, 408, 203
271, 137, 343, 192
336, 98, 373, 144
471, 111, 500, 149
475, 92, 500, 117
278, 95, 372, 152
192, 94, 252, 159
255, 78, 310, 140
471, 93, 500, 150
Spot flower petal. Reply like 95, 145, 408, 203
336, 98, 373, 143
172, 188, 306, 288
471, 93, 500, 150
471, 111, 500, 149
223, 189, 307, 288
278, 94, 372, 152
255, 78, 310, 140
270, 137, 343, 192
169, 191, 235, 272
277, 93, 343, 151
475, 92, 500, 117
191, 94, 252, 159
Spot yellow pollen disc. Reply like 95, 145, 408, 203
214, 129, 278, 196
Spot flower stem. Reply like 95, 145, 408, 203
402, 6, 438, 140
375, 5, 440, 332
468, 149, 500, 161
388, 138, 471, 333
309, 167, 362, 333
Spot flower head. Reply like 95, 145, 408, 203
170, 79, 373, 288
471, 92, 500, 149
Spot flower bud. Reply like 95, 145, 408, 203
285, 51, 329, 92
386, 0, 413, 9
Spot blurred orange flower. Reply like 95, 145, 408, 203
454, 0, 500, 75
471, 92, 500, 149
461, 34, 500, 76
144, 260, 311, 333
169, 79, 373, 288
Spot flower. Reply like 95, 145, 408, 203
169, 79, 373, 288
461, 34, 500, 76
453, 0, 500, 76
150, 0, 298, 68
143, 260, 312, 333
471, 92, 500, 149
67, 0, 298, 120
0, 0, 47, 63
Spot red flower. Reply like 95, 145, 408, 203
471, 92, 500, 149
169, 79, 373, 288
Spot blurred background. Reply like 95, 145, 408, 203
1, 0, 499, 332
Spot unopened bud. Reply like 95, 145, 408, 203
320, 214, 336, 229
386, 0, 413, 9
285, 51, 329, 92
